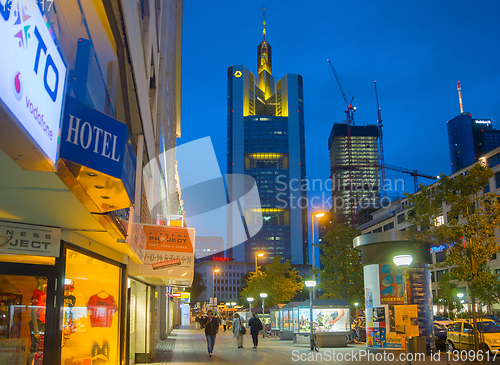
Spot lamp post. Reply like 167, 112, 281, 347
305, 281, 317, 351
260, 293, 268, 338
255, 252, 264, 273
457, 293, 464, 314
393, 255, 413, 305
311, 212, 325, 299
213, 269, 219, 312
354, 302, 359, 317
247, 297, 254, 314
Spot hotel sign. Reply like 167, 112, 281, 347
0, 221, 61, 257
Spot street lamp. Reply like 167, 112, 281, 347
457, 293, 464, 313
311, 212, 325, 299
393, 255, 413, 305
213, 269, 219, 311
247, 297, 254, 313
305, 280, 317, 351
354, 302, 359, 317
260, 293, 268, 338
255, 252, 264, 273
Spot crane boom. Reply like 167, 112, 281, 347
374, 81, 386, 198
327, 59, 356, 226
381, 163, 438, 192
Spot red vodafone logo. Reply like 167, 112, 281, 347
12, 71, 23, 100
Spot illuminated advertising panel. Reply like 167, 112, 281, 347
0, 2, 67, 166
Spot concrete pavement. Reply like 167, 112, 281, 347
140, 325, 497, 364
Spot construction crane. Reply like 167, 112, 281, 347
381, 163, 439, 193
374, 81, 386, 198
327, 59, 356, 226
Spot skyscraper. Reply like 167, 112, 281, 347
447, 113, 499, 173
226, 10, 308, 265
329, 123, 380, 225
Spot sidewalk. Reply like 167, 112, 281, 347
144, 325, 492, 364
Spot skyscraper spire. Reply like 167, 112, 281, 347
262, 5, 266, 41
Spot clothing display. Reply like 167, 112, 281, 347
87, 293, 117, 328
31, 289, 46, 323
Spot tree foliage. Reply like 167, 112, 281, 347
318, 224, 364, 305
186, 270, 206, 303
239, 256, 304, 307
406, 163, 500, 349
437, 271, 458, 313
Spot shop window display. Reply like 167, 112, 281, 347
62, 249, 121, 365
0, 275, 47, 365
298, 308, 351, 333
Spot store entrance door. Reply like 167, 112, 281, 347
0, 263, 59, 365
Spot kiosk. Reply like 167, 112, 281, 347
279, 302, 301, 340
297, 299, 351, 347
353, 231, 434, 352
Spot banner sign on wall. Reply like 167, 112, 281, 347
0, 2, 67, 166
0, 221, 61, 257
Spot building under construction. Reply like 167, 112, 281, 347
328, 123, 380, 224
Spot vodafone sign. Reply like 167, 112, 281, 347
0, 2, 67, 166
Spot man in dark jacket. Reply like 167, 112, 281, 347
248, 312, 263, 349
201, 310, 219, 357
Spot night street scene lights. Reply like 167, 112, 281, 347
247, 297, 254, 312
305, 280, 317, 350
311, 212, 325, 299
255, 252, 264, 272
213, 269, 219, 311
260, 293, 268, 338
393, 255, 413, 305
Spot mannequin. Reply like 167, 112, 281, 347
29, 276, 47, 363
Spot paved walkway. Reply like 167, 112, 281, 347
141, 325, 499, 364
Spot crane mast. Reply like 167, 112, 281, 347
327, 59, 356, 226
374, 81, 386, 198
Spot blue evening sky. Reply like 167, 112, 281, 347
178, 0, 500, 255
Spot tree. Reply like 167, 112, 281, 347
186, 270, 206, 304
239, 256, 304, 307
436, 271, 458, 315
318, 224, 364, 306
406, 163, 500, 351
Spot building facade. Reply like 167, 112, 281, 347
358, 145, 500, 314
0, 1, 188, 364
329, 123, 380, 224
226, 22, 308, 265
447, 113, 500, 173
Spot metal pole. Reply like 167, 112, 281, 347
213, 272, 215, 312
262, 299, 265, 338
311, 214, 316, 300
255, 254, 258, 273
309, 288, 313, 350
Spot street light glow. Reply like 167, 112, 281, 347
393, 255, 413, 267
247, 297, 254, 302
260, 293, 268, 298
305, 280, 317, 288
457, 293, 464, 299
354, 302, 359, 307
314, 212, 325, 218
257, 253, 264, 257
214, 269, 220, 273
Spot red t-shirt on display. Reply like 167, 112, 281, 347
31, 289, 46, 323
87, 294, 117, 328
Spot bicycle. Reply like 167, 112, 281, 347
310, 328, 319, 352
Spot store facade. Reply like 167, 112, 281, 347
0, 1, 186, 365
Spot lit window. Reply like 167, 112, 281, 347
434, 215, 444, 226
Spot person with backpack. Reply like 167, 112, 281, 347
248, 312, 263, 349
232, 313, 246, 348
201, 310, 219, 357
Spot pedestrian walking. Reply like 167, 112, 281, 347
232, 313, 246, 348
248, 312, 263, 349
201, 310, 219, 357
221, 316, 227, 331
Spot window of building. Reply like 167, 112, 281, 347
496, 172, 500, 189
436, 270, 447, 282
435, 251, 446, 263
383, 222, 394, 231
431, 271, 435, 282
397, 213, 406, 224
373, 227, 382, 233
434, 215, 444, 226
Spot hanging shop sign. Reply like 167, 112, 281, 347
0, 221, 61, 257
59, 96, 136, 212
0, 2, 67, 168
128, 225, 195, 286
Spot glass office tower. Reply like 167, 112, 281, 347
227, 33, 308, 265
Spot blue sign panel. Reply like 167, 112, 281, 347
60, 96, 136, 199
